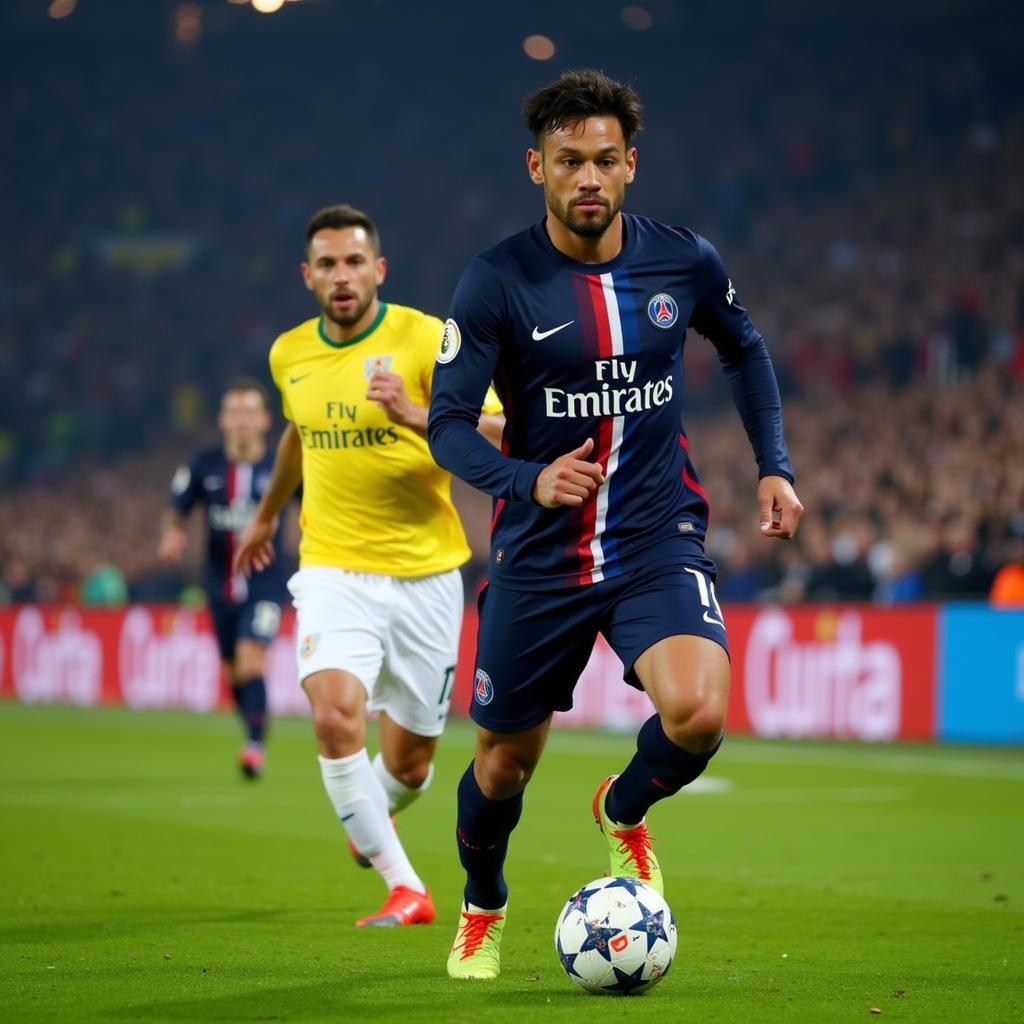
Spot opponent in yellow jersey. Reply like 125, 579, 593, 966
269, 303, 499, 577
234, 204, 503, 930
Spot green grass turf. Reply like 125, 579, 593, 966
0, 703, 1021, 1023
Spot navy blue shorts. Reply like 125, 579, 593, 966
470, 560, 729, 733
209, 596, 282, 663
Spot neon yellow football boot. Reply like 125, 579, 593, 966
446, 901, 507, 980
592, 774, 664, 897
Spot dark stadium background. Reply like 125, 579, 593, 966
1, 8, 1022, 1022
0, 0, 1022, 741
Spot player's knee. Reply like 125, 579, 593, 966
394, 761, 432, 790
477, 745, 538, 800
311, 701, 363, 752
234, 655, 263, 682
659, 693, 726, 754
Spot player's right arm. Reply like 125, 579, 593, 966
232, 422, 302, 576
157, 460, 201, 562
428, 258, 602, 506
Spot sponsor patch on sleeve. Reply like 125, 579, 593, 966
437, 319, 461, 364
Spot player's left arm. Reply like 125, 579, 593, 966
690, 235, 803, 540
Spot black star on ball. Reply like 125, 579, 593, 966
630, 901, 669, 952
556, 932, 583, 978
608, 961, 649, 994
562, 884, 603, 922
579, 917, 622, 962
605, 876, 642, 897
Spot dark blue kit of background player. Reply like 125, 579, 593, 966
170, 446, 289, 662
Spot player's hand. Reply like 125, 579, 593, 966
757, 475, 803, 540
366, 371, 426, 431
232, 514, 278, 577
532, 437, 605, 508
157, 526, 188, 563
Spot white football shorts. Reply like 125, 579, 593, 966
287, 566, 464, 737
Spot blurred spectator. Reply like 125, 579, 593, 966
81, 562, 128, 606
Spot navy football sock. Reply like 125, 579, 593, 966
456, 762, 523, 909
605, 714, 722, 825
232, 677, 268, 744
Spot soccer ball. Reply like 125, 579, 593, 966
554, 876, 677, 995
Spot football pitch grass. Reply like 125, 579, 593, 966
1, 704, 1021, 1023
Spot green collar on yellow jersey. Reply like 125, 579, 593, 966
318, 302, 388, 349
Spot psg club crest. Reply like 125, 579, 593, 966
647, 292, 679, 329
474, 668, 494, 705
364, 354, 392, 380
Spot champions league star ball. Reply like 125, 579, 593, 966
554, 876, 677, 995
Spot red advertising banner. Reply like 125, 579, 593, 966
724, 605, 937, 741
0, 605, 305, 717
0, 603, 938, 741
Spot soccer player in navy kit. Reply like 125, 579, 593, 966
429, 70, 804, 979
158, 379, 289, 780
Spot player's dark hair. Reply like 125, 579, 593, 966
223, 377, 268, 408
523, 69, 644, 145
305, 204, 381, 254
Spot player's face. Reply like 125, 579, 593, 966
528, 116, 637, 238
302, 227, 386, 328
219, 390, 270, 447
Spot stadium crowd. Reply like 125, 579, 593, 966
2, 14, 1021, 604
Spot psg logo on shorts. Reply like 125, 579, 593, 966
474, 668, 494, 705
647, 292, 679, 329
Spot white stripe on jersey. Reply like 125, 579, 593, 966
229, 463, 252, 603
589, 272, 626, 583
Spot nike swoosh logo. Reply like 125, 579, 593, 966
532, 320, 574, 341
289, 372, 313, 384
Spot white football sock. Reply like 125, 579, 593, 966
372, 751, 434, 815
317, 751, 425, 894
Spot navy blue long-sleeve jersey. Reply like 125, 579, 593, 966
428, 214, 794, 591
169, 445, 287, 603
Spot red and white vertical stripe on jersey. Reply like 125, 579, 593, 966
578, 272, 626, 585
225, 462, 251, 603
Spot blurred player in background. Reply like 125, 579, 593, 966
429, 70, 804, 978
233, 205, 503, 928
158, 379, 287, 781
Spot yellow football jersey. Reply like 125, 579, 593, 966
269, 302, 500, 577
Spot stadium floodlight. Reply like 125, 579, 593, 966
523, 34, 556, 61
251, 0, 286, 13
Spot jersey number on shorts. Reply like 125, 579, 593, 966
438, 664, 456, 705
252, 601, 282, 639
682, 568, 726, 629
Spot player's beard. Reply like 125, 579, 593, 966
547, 188, 622, 239
321, 289, 373, 328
